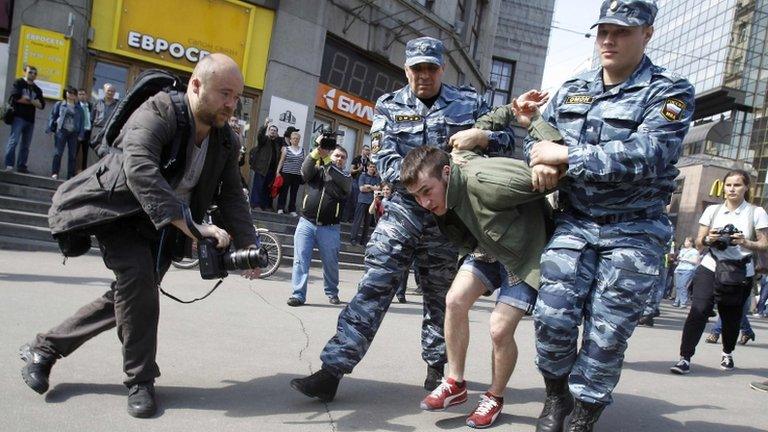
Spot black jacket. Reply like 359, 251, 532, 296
48, 92, 257, 250
300, 149, 352, 226
10, 78, 45, 122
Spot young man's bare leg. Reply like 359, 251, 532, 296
445, 270, 487, 381
488, 303, 525, 397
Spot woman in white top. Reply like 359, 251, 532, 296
671, 170, 768, 375
275, 131, 305, 216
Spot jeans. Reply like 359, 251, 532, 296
758, 277, 768, 316
52, 129, 79, 178
673, 268, 695, 306
290, 217, 340, 302
349, 202, 373, 244
4, 116, 34, 169
711, 293, 754, 336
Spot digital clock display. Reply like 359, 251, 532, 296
320, 36, 406, 103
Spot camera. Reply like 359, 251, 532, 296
709, 224, 741, 251
197, 238, 269, 280
319, 127, 345, 151
374, 190, 383, 198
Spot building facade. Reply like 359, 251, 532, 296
1, 0, 554, 177
647, 0, 768, 242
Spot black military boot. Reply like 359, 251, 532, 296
637, 314, 654, 327
424, 364, 444, 391
535, 376, 574, 432
290, 368, 341, 402
127, 381, 157, 418
19, 344, 56, 394
566, 399, 606, 432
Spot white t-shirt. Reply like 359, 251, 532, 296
699, 201, 768, 276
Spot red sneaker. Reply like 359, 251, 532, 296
420, 377, 467, 411
466, 392, 503, 428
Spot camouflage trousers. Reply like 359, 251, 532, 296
533, 212, 670, 405
320, 190, 457, 376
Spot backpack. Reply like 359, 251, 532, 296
90, 69, 188, 159
54, 69, 190, 258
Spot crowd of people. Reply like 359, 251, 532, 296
11, 0, 768, 429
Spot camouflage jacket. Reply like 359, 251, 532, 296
524, 55, 695, 217
371, 83, 514, 184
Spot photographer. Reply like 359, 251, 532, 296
19, 54, 259, 418
671, 170, 768, 375
286, 133, 352, 306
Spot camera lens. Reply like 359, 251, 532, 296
225, 249, 259, 270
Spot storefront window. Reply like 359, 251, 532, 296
92, 61, 129, 100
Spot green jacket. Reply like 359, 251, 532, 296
435, 106, 563, 289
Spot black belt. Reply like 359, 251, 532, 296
563, 204, 664, 225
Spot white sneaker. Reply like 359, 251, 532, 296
51, 174, 58, 179
277, 209, 284, 214
290, 211, 298, 217
720, 353, 734, 371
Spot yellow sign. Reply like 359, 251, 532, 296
709, 179, 723, 198
114, 0, 254, 73
16, 25, 71, 100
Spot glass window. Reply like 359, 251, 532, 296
489, 58, 515, 106
336, 124, 357, 170
92, 61, 128, 100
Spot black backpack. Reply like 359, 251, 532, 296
90, 69, 188, 159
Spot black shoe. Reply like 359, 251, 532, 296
637, 315, 654, 327
328, 296, 341, 305
290, 368, 340, 402
287, 297, 304, 307
720, 353, 734, 371
536, 376, 574, 432
19, 344, 56, 394
566, 400, 605, 432
738, 332, 755, 345
424, 364, 444, 391
670, 358, 690, 375
653, 309, 661, 317
397, 295, 407, 303
16, 167, 30, 174
127, 382, 156, 418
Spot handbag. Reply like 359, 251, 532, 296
2, 97, 14, 125
707, 203, 754, 305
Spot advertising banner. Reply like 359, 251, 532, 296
16, 25, 70, 100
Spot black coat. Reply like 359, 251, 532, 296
48, 92, 257, 249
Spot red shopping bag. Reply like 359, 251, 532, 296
270, 174, 283, 199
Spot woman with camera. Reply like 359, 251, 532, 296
671, 170, 768, 374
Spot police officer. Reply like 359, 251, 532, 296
525, 1, 694, 431
290, 36, 514, 402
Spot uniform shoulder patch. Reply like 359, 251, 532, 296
661, 98, 686, 121
395, 115, 423, 122
564, 94, 594, 105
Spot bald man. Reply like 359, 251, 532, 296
20, 54, 259, 418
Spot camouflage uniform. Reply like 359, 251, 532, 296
320, 37, 514, 377
525, 55, 695, 405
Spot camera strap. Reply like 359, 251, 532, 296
157, 206, 225, 304
159, 280, 223, 304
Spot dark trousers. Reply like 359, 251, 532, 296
249, 170, 275, 210
679, 267, 751, 358
52, 130, 78, 179
34, 220, 169, 386
277, 172, 302, 213
77, 129, 92, 172
349, 202, 373, 244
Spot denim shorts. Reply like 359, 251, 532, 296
459, 255, 538, 314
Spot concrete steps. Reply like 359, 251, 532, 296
0, 172, 369, 271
